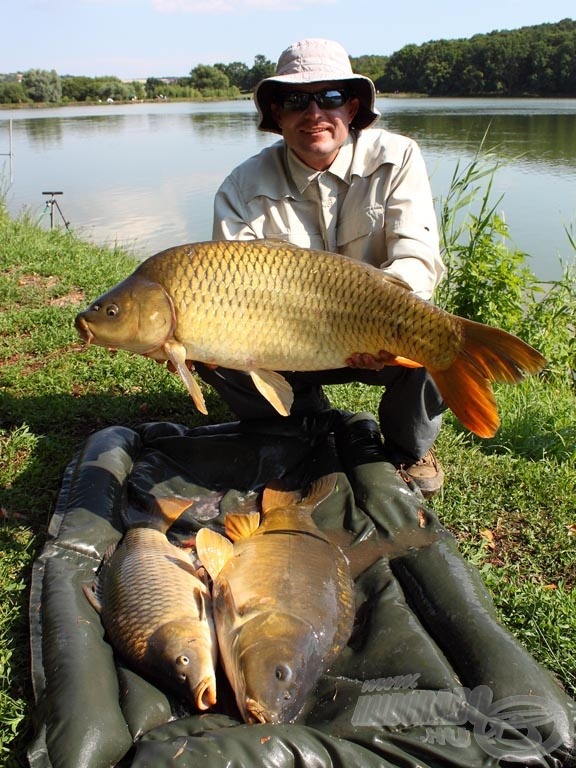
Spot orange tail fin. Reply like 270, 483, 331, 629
430, 319, 546, 438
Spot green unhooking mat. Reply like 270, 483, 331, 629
27, 412, 576, 768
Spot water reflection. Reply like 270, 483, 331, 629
382, 111, 576, 169
1, 99, 575, 279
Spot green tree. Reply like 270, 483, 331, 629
350, 55, 387, 87
94, 77, 132, 101
61, 76, 100, 102
190, 64, 229, 92
0, 82, 29, 104
215, 61, 251, 91
380, 44, 421, 92
416, 41, 460, 94
22, 69, 62, 103
244, 54, 275, 91
553, 37, 576, 94
145, 77, 166, 98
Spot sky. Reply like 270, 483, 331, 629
2, 0, 575, 80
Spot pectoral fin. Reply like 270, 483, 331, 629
196, 528, 234, 581
249, 369, 294, 417
163, 341, 208, 415
82, 583, 103, 614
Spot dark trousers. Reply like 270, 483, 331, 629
194, 363, 446, 466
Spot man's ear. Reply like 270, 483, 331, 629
347, 97, 360, 125
270, 102, 283, 131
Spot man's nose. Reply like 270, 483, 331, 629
303, 99, 323, 115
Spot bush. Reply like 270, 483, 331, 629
436, 147, 576, 382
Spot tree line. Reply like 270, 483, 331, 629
378, 18, 576, 96
1, 19, 574, 105
0, 54, 278, 105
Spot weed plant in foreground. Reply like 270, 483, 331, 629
0, 163, 575, 764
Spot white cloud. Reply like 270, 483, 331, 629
152, 0, 335, 13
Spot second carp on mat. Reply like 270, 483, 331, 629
83, 496, 218, 710
196, 473, 356, 725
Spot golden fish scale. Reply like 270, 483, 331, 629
219, 510, 354, 662
100, 528, 206, 662
138, 241, 462, 371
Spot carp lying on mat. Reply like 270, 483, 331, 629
83, 496, 218, 710
196, 473, 355, 725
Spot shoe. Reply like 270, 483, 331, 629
398, 451, 445, 498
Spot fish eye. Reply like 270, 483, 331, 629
275, 664, 292, 682
105, 303, 119, 317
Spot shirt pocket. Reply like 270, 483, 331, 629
336, 204, 385, 248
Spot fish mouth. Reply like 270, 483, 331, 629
245, 698, 272, 724
75, 314, 94, 346
194, 676, 217, 711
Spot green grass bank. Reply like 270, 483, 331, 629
1, 200, 575, 765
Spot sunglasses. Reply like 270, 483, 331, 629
275, 88, 350, 112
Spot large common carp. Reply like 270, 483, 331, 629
83, 496, 218, 710
75, 239, 546, 437
195, 473, 355, 725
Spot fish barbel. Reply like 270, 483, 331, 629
75, 239, 546, 437
195, 473, 355, 725
83, 496, 218, 710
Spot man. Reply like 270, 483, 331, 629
194, 38, 447, 497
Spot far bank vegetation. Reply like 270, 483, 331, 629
1, 19, 575, 105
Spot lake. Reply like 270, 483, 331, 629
1, 97, 575, 281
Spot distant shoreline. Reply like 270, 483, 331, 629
3, 92, 575, 112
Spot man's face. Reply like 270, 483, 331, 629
270, 84, 360, 171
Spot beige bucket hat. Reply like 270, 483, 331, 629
255, 38, 380, 134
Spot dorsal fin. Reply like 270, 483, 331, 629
224, 512, 260, 542
301, 473, 339, 508
261, 485, 302, 513
262, 473, 338, 515
195, 527, 234, 581
154, 495, 193, 533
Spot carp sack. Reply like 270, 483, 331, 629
195, 473, 355, 725
83, 496, 218, 710
75, 239, 546, 437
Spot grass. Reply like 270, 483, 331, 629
1, 201, 575, 765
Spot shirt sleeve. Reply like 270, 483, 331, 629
378, 140, 444, 300
212, 176, 259, 241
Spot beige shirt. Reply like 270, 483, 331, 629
212, 128, 444, 300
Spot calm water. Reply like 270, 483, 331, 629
1, 98, 575, 281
